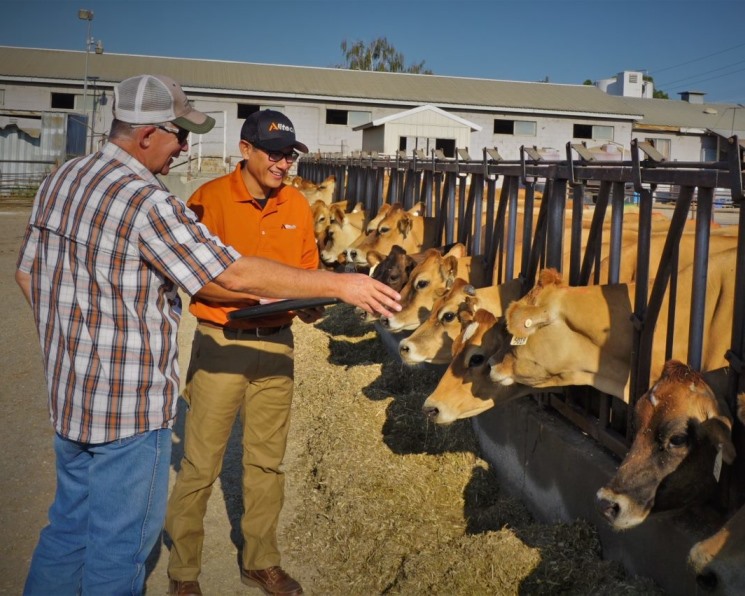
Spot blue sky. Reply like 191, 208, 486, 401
2, 0, 744, 104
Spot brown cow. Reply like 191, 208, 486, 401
595, 360, 736, 530
398, 277, 523, 365
687, 393, 745, 594
381, 244, 489, 332
299, 174, 336, 204
342, 203, 437, 268
367, 245, 427, 293
424, 247, 737, 424
490, 250, 736, 402
318, 202, 366, 268
420, 308, 541, 423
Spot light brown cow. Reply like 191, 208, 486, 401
421, 308, 542, 423
687, 393, 745, 594
595, 360, 736, 530
490, 250, 736, 402
342, 203, 437, 268
382, 244, 490, 332
318, 202, 366, 268
299, 174, 337, 204
398, 277, 523, 365
424, 248, 737, 424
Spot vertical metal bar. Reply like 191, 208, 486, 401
545, 176, 567, 271
607, 181, 626, 284
687, 186, 713, 371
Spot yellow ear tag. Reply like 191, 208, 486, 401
713, 444, 723, 482
511, 336, 528, 346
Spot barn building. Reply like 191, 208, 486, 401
2, 45, 744, 193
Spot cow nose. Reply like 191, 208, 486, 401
596, 496, 620, 523
349, 249, 358, 261
422, 405, 439, 420
399, 341, 410, 355
379, 317, 390, 328
696, 570, 718, 592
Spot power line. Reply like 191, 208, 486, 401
649, 41, 745, 76
657, 58, 745, 89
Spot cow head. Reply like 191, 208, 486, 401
368, 245, 418, 293
421, 308, 535, 424
318, 202, 366, 268
595, 360, 736, 531
399, 278, 476, 365
688, 500, 745, 595
381, 245, 465, 332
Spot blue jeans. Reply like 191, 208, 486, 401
24, 429, 172, 596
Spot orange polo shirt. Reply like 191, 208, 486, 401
187, 162, 319, 328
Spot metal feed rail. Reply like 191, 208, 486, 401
299, 138, 745, 508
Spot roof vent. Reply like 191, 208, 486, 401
703, 107, 718, 115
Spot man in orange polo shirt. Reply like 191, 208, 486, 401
165, 110, 320, 596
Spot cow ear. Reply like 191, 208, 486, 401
397, 214, 413, 237
700, 416, 736, 465
367, 251, 384, 266
408, 201, 425, 216
445, 243, 467, 258
505, 302, 549, 337
442, 256, 459, 281
352, 202, 365, 213
330, 205, 345, 224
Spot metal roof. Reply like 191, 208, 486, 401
0, 46, 641, 118
619, 96, 745, 133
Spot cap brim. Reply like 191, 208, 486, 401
294, 141, 309, 153
173, 109, 215, 135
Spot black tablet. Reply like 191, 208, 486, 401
228, 297, 341, 320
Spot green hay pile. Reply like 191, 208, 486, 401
283, 303, 662, 595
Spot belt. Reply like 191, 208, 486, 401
198, 320, 291, 338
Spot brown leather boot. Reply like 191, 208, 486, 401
240, 566, 303, 595
168, 578, 203, 596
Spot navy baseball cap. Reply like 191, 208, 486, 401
240, 109, 309, 153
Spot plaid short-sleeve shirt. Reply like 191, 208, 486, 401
17, 142, 241, 443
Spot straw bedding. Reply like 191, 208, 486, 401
279, 302, 662, 595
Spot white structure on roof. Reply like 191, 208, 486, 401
596, 71, 655, 99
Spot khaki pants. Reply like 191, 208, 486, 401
165, 323, 294, 580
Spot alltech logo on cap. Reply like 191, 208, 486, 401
268, 121, 294, 133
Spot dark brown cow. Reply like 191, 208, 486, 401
595, 360, 736, 530
687, 393, 745, 594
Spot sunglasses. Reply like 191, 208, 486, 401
253, 145, 299, 164
155, 124, 190, 145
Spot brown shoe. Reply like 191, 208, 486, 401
240, 566, 303, 595
168, 578, 203, 596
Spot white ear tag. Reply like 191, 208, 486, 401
713, 445, 723, 482
511, 335, 528, 346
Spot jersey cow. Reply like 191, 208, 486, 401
381, 244, 489, 332
424, 247, 737, 424
595, 360, 736, 530
318, 202, 366, 268
399, 277, 523, 365
342, 203, 437, 269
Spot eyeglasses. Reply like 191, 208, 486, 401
155, 124, 190, 145
253, 145, 299, 164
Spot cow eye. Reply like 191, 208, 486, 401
442, 312, 456, 323
415, 280, 430, 290
379, 226, 390, 234
468, 354, 485, 368
318, 216, 326, 223
667, 433, 689, 449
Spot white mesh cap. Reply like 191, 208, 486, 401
113, 74, 215, 134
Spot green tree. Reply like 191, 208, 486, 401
336, 37, 432, 74
644, 75, 669, 99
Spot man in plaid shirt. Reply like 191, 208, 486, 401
15, 74, 400, 596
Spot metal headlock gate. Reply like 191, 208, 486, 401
299, 138, 745, 510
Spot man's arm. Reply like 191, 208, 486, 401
15, 269, 32, 306
193, 281, 259, 305
214, 256, 401, 318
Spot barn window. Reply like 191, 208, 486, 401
326, 109, 348, 125
51, 92, 75, 110
493, 119, 536, 136
573, 124, 614, 141
237, 104, 285, 119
